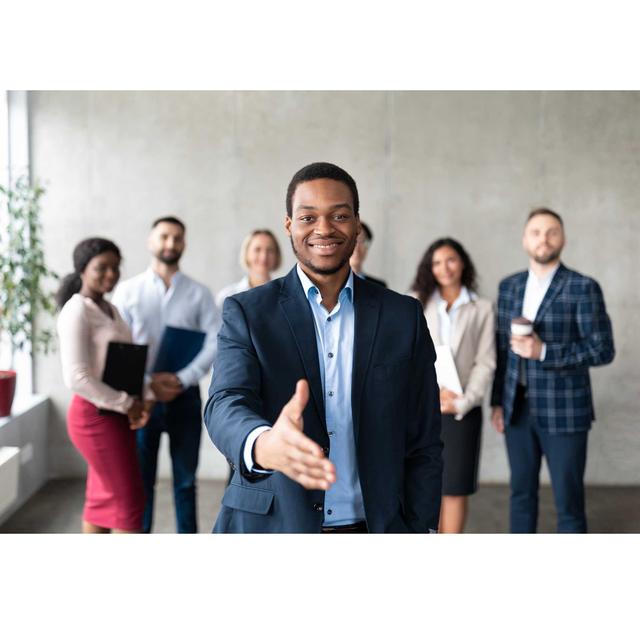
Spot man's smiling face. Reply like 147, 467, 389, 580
285, 178, 360, 276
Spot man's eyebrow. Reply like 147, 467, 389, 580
295, 203, 353, 212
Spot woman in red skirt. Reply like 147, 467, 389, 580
57, 238, 152, 533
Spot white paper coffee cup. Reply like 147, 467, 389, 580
511, 319, 533, 336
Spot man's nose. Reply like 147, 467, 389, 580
314, 216, 332, 235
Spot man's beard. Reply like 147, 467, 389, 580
155, 250, 182, 266
532, 247, 561, 265
290, 236, 356, 276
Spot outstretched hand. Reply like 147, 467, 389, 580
253, 379, 336, 490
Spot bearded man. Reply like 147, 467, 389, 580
490, 208, 615, 533
113, 216, 220, 533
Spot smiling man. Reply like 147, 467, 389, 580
491, 208, 615, 533
112, 216, 221, 533
205, 162, 443, 533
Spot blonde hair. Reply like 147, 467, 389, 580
239, 229, 282, 272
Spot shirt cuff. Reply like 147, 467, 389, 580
453, 396, 468, 421
175, 370, 191, 389
539, 342, 547, 362
243, 426, 273, 474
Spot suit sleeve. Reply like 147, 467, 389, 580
490, 280, 510, 407
203, 296, 271, 482
404, 299, 443, 533
542, 278, 615, 370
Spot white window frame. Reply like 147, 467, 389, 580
1, 91, 34, 397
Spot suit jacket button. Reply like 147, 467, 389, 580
313, 503, 323, 512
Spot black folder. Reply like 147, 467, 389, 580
102, 341, 148, 397
153, 326, 206, 373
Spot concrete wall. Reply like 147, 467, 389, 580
30, 91, 640, 484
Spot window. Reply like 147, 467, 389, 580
0, 91, 33, 396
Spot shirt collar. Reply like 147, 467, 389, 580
146, 267, 183, 288
433, 286, 473, 311
296, 264, 354, 304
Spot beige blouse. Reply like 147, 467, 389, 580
414, 292, 496, 420
57, 294, 137, 414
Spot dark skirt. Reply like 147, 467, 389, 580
441, 406, 482, 496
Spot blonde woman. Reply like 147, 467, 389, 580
216, 229, 282, 309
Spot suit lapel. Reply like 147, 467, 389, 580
450, 301, 474, 356
279, 269, 326, 430
534, 264, 568, 323
515, 272, 528, 316
351, 276, 381, 445
424, 298, 441, 346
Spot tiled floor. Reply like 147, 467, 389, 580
1, 479, 638, 533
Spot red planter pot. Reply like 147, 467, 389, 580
0, 371, 17, 417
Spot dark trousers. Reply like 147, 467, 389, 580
136, 386, 202, 533
505, 394, 588, 533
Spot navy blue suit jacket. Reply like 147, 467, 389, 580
204, 267, 443, 533
491, 263, 615, 433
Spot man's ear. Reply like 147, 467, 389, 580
284, 215, 292, 237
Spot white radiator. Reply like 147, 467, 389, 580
0, 446, 20, 517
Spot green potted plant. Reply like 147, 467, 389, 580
0, 175, 58, 417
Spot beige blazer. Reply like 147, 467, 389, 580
423, 294, 496, 418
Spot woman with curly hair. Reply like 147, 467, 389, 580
411, 238, 496, 533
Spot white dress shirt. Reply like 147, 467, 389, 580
520, 264, 559, 362
434, 286, 475, 346
111, 268, 221, 388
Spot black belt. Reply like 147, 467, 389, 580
321, 521, 368, 534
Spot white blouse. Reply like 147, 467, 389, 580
57, 294, 137, 414
215, 276, 250, 310
433, 286, 475, 346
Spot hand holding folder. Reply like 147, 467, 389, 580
102, 342, 148, 396
101, 342, 149, 419
150, 326, 206, 401
153, 326, 206, 373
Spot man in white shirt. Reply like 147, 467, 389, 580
112, 216, 221, 533
490, 208, 614, 533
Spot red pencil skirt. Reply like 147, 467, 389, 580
67, 395, 144, 531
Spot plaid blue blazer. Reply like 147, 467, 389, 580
490, 263, 615, 433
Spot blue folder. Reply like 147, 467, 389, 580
153, 326, 206, 373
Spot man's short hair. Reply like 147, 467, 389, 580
360, 222, 373, 242
151, 216, 186, 232
527, 207, 564, 227
286, 162, 359, 218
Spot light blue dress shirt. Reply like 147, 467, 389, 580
111, 268, 221, 388
244, 265, 366, 526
